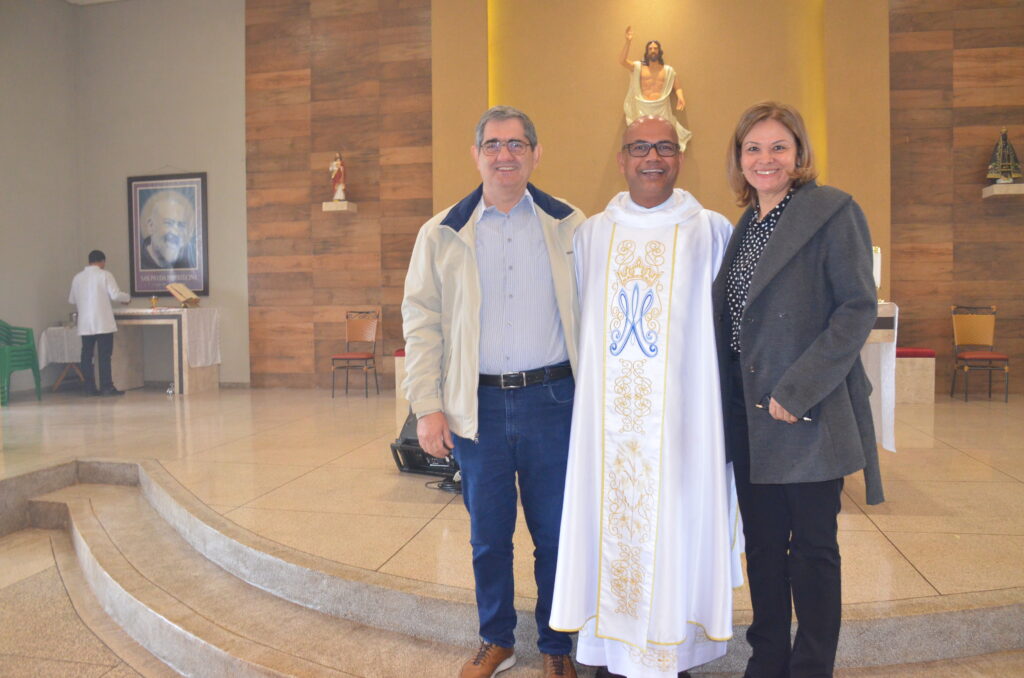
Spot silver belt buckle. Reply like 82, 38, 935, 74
500, 371, 527, 389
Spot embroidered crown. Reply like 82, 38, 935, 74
616, 257, 660, 288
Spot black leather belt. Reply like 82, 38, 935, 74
480, 364, 573, 389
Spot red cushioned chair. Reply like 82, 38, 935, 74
331, 311, 380, 398
950, 305, 1009, 402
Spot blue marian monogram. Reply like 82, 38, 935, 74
610, 283, 658, 358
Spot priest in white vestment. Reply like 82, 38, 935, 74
550, 117, 741, 678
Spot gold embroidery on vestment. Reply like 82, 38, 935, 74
598, 227, 680, 640
606, 438, 656, 616
610, 541, 645, 618
613, 359, 653, 433
606, 439, 655, 542
627, 644, 678, 671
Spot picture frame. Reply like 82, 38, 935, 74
127, 172, 209, 296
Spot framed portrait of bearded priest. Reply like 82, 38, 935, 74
127, 172, 209, 296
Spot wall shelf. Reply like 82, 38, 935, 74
322, 201, 357, 212
982, 183, 1024, 199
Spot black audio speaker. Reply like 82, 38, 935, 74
390, 411, 460, 478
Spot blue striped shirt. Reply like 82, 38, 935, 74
475, 192, 568, 374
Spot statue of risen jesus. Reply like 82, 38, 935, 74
619, 25, 693, 151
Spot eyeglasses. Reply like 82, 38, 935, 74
480, 139, 533, 156
622, 141, 680, 158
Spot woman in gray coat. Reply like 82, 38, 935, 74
712, 102, 884, 678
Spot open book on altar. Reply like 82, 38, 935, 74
166, 283, 200, 307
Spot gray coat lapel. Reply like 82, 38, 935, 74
744, 182, 843, 308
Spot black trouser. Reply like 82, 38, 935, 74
726, 355, 843, 678
81, 332, 114, 391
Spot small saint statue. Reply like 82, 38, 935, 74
987, 128, 1021, 184
329, 152, 347, 200
619, 25, 693, 151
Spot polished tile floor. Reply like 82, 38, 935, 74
1, 387, 1022, 675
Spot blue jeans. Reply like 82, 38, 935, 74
452, 373, 575, 655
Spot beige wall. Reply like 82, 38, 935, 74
76, 0, 249, 384
2, 0, 249, 389
433, 0, 891, 295
0, 0, 81, 391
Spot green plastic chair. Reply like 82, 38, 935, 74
0, 319, 42, 406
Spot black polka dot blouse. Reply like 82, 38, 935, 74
725, 189, 795, 353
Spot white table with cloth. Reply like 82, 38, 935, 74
38, 325, 142, 392
861, 301, 897, 453
38, 326, 86, 390
40, 309, 221, 394
112, 308, 221, 394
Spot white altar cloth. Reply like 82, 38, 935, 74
38, 327, 81, 369
861, 302, 897, 452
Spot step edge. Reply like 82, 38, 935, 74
59, 493, 348, 677
137, 459, 487, 648
27, 458, 1024, 670
0, 461, 78, 537
49, 528, 185, 678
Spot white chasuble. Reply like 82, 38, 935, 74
551, 190, 742, 677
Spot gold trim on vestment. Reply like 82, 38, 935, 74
595, 222, 617, 624
595, 224, 682, 643
645, 225, 679, 634
552, 616, 734, 648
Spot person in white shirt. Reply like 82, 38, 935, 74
69, 250, 130, 396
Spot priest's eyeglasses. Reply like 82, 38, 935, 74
480, 139, 532, 156
622, 141, 680, 157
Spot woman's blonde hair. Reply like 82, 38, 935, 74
727, 101, 818, 208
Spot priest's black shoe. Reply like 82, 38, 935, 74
595, 669, 691, 678
99, 387, 125, 396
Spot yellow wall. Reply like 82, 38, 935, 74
432, 0, 891, 290
824, 0, 892, 299
431, 0, 489, 211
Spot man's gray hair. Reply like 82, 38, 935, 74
474, 105, 538, 148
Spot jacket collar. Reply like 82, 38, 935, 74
714, 181, 835, 308
742, 181, 841, 307
440, 183, 573, 232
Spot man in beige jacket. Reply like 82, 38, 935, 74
402, 106, 585, 678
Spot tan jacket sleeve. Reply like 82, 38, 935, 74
401, 223, 445, 418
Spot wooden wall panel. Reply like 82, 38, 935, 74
891, 0, 1024, 395
246, 0, 431, 389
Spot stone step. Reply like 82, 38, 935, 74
10, 458, 1024, 675
52, 527, 182, 677
29, 482, 486, 677
134, 459, 486, 649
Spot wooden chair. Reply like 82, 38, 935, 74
331, 311, 379, 397
950, 305, 1009, 402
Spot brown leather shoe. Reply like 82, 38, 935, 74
459, 642, 516, 678
542, 653, 578, 678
